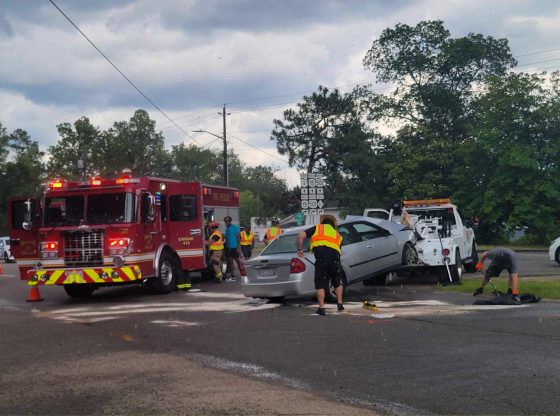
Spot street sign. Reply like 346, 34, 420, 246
300, 172, 326, 215
294, 211, 304, 225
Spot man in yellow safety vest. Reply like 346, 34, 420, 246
207, 221, 224, 283
263, 218, 282, 245
296, 215, 343, 315
240, 225, 255, 259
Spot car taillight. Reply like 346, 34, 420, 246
108, 238, 131, 256
290, 258, 306, 274
442, 248, 450, 256
40, 241, 59, 259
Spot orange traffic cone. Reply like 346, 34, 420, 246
26, 286, 44, 302
0, 262, 3, 274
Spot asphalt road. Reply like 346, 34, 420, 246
1, 255, 560, 415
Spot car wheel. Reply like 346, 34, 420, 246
325, 274, 346, 304
402, 242, 418, 265
64, 284, 94, 299
556, 247, 560, 265
464, 242, 478, 273
266, 296, 285, 303
150, 252, 179, 294
450, 249, 463, 283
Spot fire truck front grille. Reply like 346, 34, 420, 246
63, 230, 104, 267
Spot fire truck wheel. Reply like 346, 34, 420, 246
64, 284, 94, 299
152, 252, 178, 294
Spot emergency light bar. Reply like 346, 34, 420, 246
403, 198, 451, 207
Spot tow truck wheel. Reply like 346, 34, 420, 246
450, 249, 463, 283
152, 252, 178, 294
64, 284, 94, 299
555, 247, 560, 265
464, 242, 478, 273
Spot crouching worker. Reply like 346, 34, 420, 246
296, 215, 343, 316
473, 247, 520, 302
207, 221, 224, 283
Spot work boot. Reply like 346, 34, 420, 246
316, 307, 326, 316
337, 303, 344, 312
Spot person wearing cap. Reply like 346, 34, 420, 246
223, 216, 247, 280
296, 215, 343, 316
264, 218, 282, 245
240, 225, 255, 259
207, 221, 224, 283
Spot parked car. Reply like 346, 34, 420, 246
241, 216, 416, 302
0, 236, 14, 262
549, 236, 560, 264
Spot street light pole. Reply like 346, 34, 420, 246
221, 105, 228, 187
192, 125, 230, 187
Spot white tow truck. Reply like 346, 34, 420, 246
364, 199, 477, 283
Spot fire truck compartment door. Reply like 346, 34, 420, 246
165, 182, 205, 269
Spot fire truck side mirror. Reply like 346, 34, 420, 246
146, 195, 156, 223
23, 199, 33, 230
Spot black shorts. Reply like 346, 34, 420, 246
225, 248, 240, 259
314, 258, 341, 290
485, 254, 515, 279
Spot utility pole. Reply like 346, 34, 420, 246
219, 104, 230, 187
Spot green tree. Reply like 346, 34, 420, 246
0, 126, 45, 234
47, 117, 101, 179
170, 143, 222, 183
99, 109, 171, 177
362, 20, 516, 199
271, 86, 358, 172
456, 72, 560, 243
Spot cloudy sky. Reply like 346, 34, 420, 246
1, 0, 559, 187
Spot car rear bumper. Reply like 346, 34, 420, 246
240, 276, 314, 298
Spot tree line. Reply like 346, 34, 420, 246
0, 110, 297, 233
2, 20, 559, 243
271, 20, 560, 244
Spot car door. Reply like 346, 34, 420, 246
340, 220, 399, 281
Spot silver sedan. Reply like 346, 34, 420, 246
241, 216, 416, 302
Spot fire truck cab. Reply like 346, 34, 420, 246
8, 175, 239, 298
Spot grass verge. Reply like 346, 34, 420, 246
440, 276, 560, 300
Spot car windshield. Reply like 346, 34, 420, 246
261, 233, 310, 255
44, 196, 85, 227
87, 193, 137, 224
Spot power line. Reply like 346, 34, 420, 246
514, 47, 560, 58
227, 133, 290, 165
516, 56, 560, 68
48, 0, 201, 146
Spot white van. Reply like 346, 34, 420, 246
0, 237, 14, 262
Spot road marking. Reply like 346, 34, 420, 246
32, 292, 282, 324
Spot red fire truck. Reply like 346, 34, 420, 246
8, 174, 239, 298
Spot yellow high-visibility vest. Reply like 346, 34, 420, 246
240, 231, 254, 246
310, 224, 342, 253
209, 231, 224, 251
266, 226, 282, 241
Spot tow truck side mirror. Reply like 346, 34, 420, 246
464, 219, 474, 228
